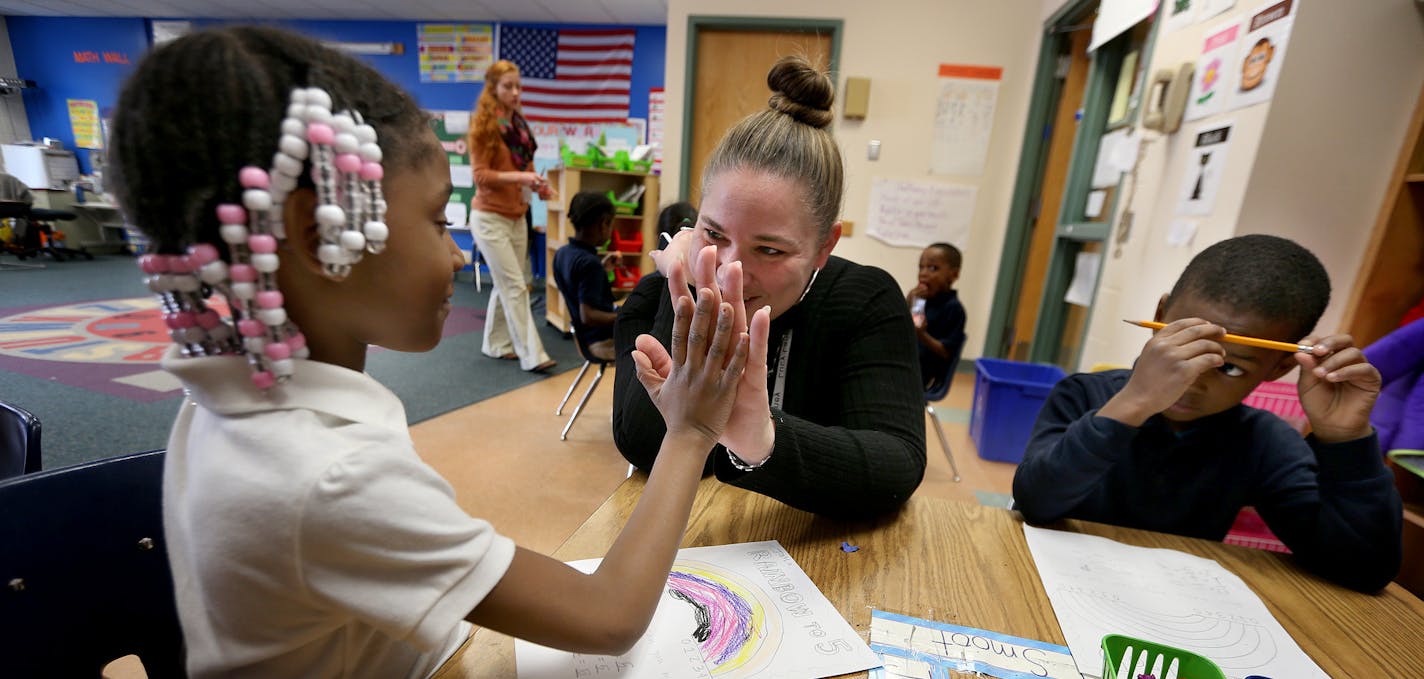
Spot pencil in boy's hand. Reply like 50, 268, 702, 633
1123, 319, 1314, 353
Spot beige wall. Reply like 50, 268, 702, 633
1080, 0, 1424, 371
663, 0, 1045, 360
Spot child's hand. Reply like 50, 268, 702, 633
630, 258, 750, 446
1100, 318, 1226, 427
1295, 333, 1380, 443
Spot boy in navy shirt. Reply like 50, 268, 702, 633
1013, 234, 1401, 591
907, 243, 967, 389
552, 192, 618, 360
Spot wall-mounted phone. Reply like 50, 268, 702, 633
1142, 63, 1194, 133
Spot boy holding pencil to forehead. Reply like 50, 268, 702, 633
1013, 235, 1402, 591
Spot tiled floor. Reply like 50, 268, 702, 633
104, 366, 1015, 678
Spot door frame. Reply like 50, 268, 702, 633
680, 16, 843, 201
985, 0, 1159, 367
983, 0, 1096, 361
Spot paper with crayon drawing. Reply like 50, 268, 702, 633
514, 541, 879, 678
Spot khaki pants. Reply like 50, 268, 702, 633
471, 209, 551, 371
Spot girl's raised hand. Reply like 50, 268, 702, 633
631, 256, 750, 446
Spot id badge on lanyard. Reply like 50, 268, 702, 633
771, 329, 792, 410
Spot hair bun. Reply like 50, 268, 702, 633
766, 56, 834, 129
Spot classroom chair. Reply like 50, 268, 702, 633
0, 398, 42, 480
0, 200, 90, 267
556, 334, 612, 441
926, 332, 968, 483
0, 449, 186, 678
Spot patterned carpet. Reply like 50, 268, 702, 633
0, 255, 580, 469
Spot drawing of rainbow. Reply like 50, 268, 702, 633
666, 561, 780, 676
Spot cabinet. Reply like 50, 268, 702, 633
543, 167, 659, 333
1343, 83, 1424, 598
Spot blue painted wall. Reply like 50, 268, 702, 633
6, 17, 666, 173
7, 16, 148, 173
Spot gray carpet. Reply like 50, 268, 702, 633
0, 254, 581, 470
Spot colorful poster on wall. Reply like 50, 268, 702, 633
418, 23, 494, 83
515, 541, 880, 679
930, 64, 1002, 177
429, 111, 475, 228
67, 99, 102, 149
1184, 19, 1244, 121
1231, 0, 1296, 111
1178, 122, 1233, 216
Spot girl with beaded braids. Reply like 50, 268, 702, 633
612, 56, 928, 519
110, 26, 755, 678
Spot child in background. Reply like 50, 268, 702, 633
656, 201, 698, 243
1012, 235, 1401, 591
111, 26, 759, 678
553, 191, 619, 360
907, 243, 966, 389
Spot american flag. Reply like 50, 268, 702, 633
498, 26, 634, 123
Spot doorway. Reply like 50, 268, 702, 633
985, 2, 1154, 368
680, 17, 840, 205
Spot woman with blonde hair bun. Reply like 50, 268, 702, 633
613, 56, 926, 518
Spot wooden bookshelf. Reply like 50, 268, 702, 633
543, 167, 660, 334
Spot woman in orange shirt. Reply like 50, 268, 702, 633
468, 60, 557, 372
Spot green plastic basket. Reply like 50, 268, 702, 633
1101, 634, 1226, 679
606, 190, 639, 215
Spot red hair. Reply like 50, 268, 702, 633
469, 60, 520, 163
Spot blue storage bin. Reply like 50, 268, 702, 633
970, 358, 1066, 463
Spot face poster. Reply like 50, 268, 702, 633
1231, 0, 1297, 111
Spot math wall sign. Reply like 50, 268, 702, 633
72, 50, 131, 64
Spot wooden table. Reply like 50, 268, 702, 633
457, 476, 1424, 678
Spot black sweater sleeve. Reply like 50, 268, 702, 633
611, 262, 926, 518
1012, 373, 1137, 523
713, 266, 926, 518
1253, 432, 1403, 592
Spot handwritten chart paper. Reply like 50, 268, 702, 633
515, 541, 880, 679
869, 610, 1078, 679
867, 178, 976, 249
1023, 524, 1329, 679
930, 64, 1002, 176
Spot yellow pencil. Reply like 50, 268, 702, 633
1124, 320, 1315, 353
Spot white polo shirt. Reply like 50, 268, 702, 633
161, 349, 514, 678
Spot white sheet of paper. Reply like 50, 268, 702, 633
1085, 190, 1107, 219
1200, 0, 1238, 22
1090, 0, 1159, 51
1108, 129, 1140, 174
443, 110, 470, 136
449, 164, 474, 189
1023, 524, 1330, 679
930, 70, 1001, 176
515, 541, 881, 679
1178, 122, 1233, 216
866, 178, 976, 249
1092, 128, 1131, 188
1162, 0, 1199, 35
1166, 218, 1198, 246
1063, 251, 1101, 307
